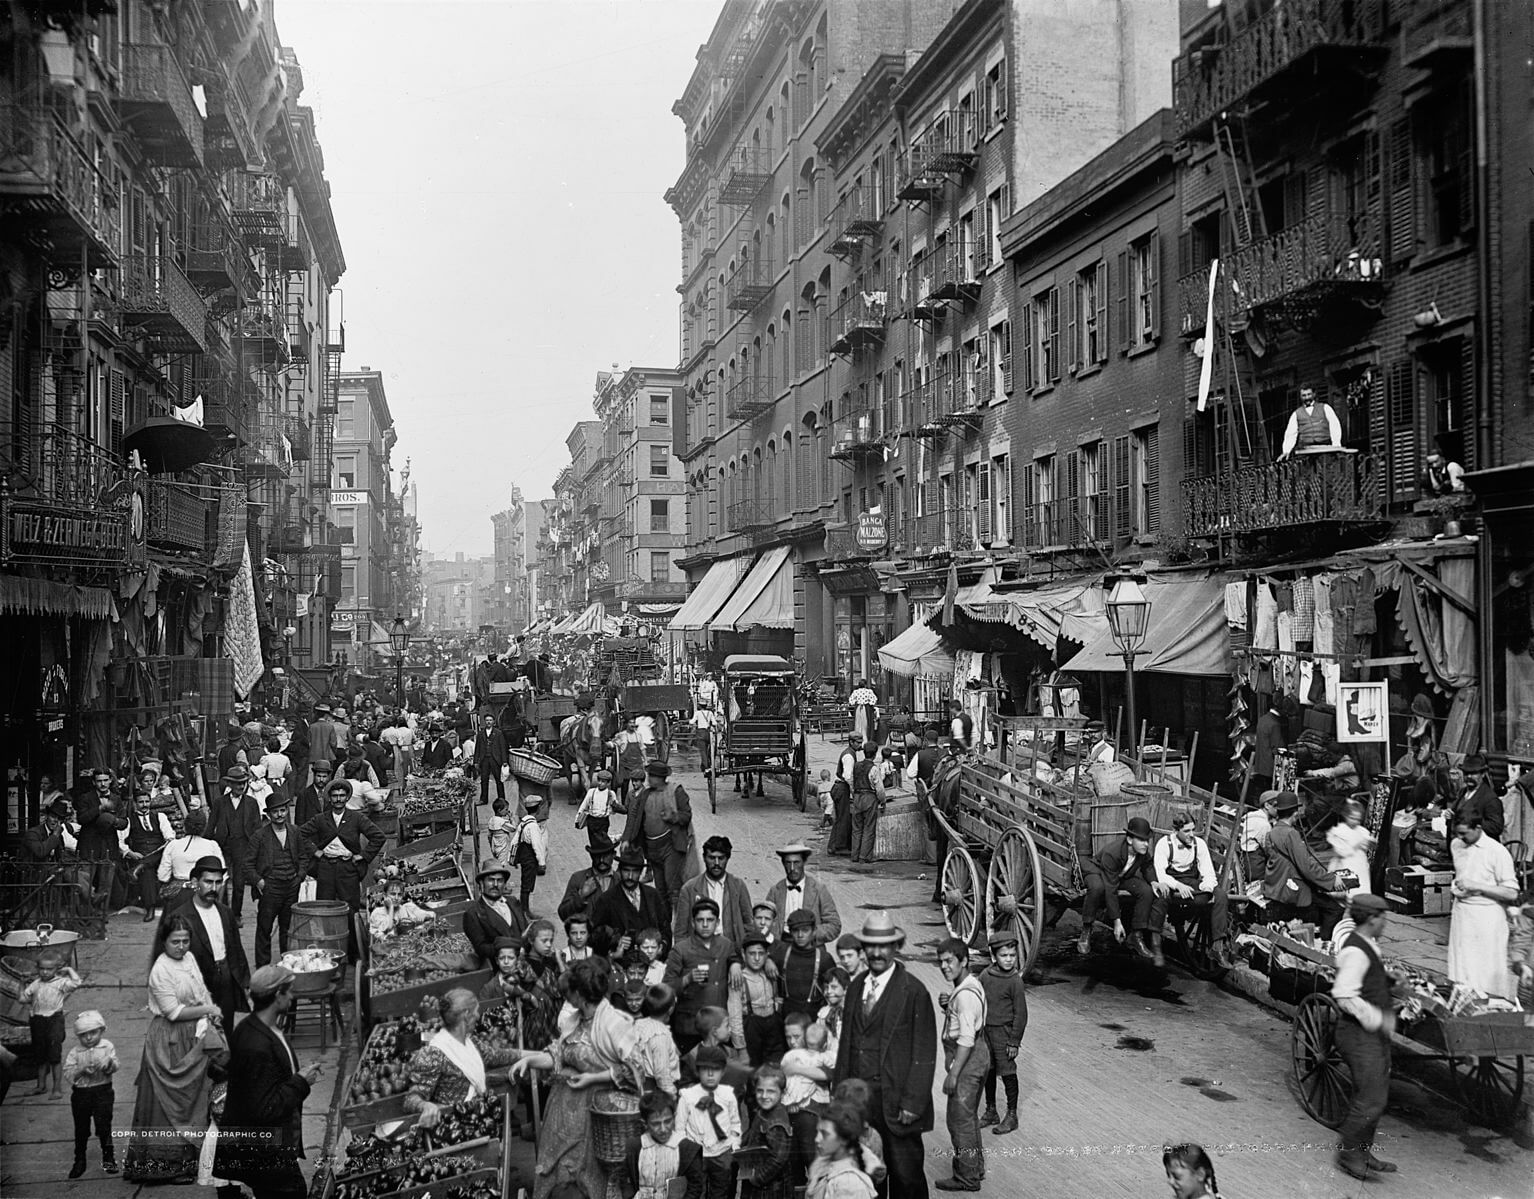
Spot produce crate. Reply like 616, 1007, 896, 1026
363, 969, 493, 1032
387, 828, 458, 858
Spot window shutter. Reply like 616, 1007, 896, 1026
1020, 463, 1036, 548
1147, 230, 1161, 340
1457, 337, 1476, 470
1063, 450, 1080, 544
1183, 416, 1199, 481
978, 201, 992, 270
1144, 425, 1161, 533
1000, 319, 1013, 395
1386, 358, 1418, 503
977, 461, 992, 542
1367, 365, 1388, 461
1094, 261, 1109, 364
997, 59, 1008, 120
1386, 116, 1416, 265
1047, 289, 1061, 382
1066, 276, 1079, 375
1019, 302, 1034, 392
1456, 83, 1475, 236
1115, 249, 1130, 354
109, 370, 126, 458
1113, 434, 1131, 540
1177, 228, 1194, 278
997, 455, 1012, 541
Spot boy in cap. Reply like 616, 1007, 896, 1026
977, 933, 1028, 1135
509, 792, 550, 912
729, 932, 784, 1066
752, 901, 778, 946
770, 909, 834, 1022
63, 1010, 118, 1177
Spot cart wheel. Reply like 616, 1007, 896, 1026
985, 827, 1045, 972
1291, 993, 1351, 1130
1454, 1054, 1525, 1129
941, 845, 982, 948
1168, 905, 1224, 981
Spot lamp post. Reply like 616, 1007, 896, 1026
1105, 576, 1151, 757
389, 614, 409, 706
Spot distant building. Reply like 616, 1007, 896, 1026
333, 369, 397, 664
423, 553, 497, 634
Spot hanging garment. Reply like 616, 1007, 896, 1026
1352, 567, 1378, 638
1254, 583, 1278, 651
1225, 582, 1248, 630
1291, 577, 1316, 641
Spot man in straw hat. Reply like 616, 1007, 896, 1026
248, 793, 310, 968
464, 859, 528, 970
1330, 893, 1400, 1181
833, 910, 937, 1199
1078, 815, 1167, 966
215, 964, 324, 1198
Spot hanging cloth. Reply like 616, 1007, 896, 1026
1253, 583, 1278, 651
1291, 577, 1316, 642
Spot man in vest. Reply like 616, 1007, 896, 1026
1330, 893, 1399, 1181
849, 741, 887, 864
618, 761, 692, 919
248, 794, 310, 968
121, 788, 176, 922
1279, 385, 1343, 458
299, 782, 384, 954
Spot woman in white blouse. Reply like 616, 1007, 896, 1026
123, 916, 220, 1182
156, 809, 224, 906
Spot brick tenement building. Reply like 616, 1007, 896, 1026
666, 0, 1178, 685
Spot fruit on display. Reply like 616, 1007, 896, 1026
369, 927, 477, 993
336, 1098, 504, 1197
446, 1183, 500, 1199
279, 948, 340, 975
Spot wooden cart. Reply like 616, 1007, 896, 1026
704, 655, 809, 814
1292, 994, 1531, 1130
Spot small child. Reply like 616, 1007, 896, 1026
577, 768, 620, 848
22, 950, 82, 1097
816, 770, 835, 829
638, 927, 668, 986
728, 934, 783, 1066
679, 1043, 741, 1199
63, 1010, 118, 1177
738, 1064, 793, 1199
487, 798, 512, 860
368, 878, 436, 940
978, 932, 1029, 1135
815, 967, 850, 1058
625, 1089, 703, 1199
751, 902, 777, 947
509, 794, 550, 911
630, 984, 682, 1097
781, 1020, 832, 1111
833, 934, 865, 979
780, 1015, 828, 1188
830, 1079, 887, 1188
559, 914, 592, 968
1327, 797, 1375, 896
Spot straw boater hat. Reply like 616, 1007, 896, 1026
776, 843, 813, 859
855, 910, 905, 945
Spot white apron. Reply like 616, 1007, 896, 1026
1447, 899, 1512, 998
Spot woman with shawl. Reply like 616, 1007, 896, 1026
402, 988, 521, 1125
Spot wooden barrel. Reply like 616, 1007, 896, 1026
1147, 796, 1203, 835
1061, 788, 1095, 858
0, 956, 38, 1029
874, 798, 930, 862
290, 901, 350, 958
1090, 799, 1149, 857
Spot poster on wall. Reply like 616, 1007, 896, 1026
1337, 681, 1389, 743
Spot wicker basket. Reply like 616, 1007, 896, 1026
590, 1091, 642, 1164
509, 748, 561, 785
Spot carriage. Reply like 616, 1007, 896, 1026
702, 654, 810, 814
923, 716, 1246, 977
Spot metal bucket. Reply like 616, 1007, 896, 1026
0, 928, 81, 971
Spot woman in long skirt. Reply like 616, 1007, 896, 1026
123, 915, 220, 1183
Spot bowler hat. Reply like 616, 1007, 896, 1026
191, 855, 226, 879
476, 860, 512, 881
1274, 791, 1302, 814
1462, 753, 1489, 773
223, 764, 250, 783
617, 845, 647, 870
1349, 893, 1388, 919
1409, 693, 1435, 720
46, 799, 71, 819
586, 840, 617, 858
264, 794, 289, 813
854, 910, 905, 945
1125, 816, 1153, 840
248, 964, 295, 997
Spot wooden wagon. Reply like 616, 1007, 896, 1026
927, 718, 1249, 977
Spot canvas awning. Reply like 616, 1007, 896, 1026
669, 557, 746, 631
1063, 576, 1230, 676
878, 622, 956, 681
709, 546, 795, 632
983, 577, 1108, 648
568, 602, 619, 637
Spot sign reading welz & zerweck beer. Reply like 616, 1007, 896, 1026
2, 502, 131, 565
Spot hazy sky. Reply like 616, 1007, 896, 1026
277, 0, 718, 556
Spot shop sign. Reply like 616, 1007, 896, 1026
1337, 681, 1389, 743
855, 511, 887, 552
2, 501, 131, 566
330, 491, 367, 506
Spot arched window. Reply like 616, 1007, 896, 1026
780, 430, 792, 507
781, 309, 793, 381
765, 440, 777, 505
798, 412, 817, 508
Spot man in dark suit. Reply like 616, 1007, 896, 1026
418, 723, 453, 771
462, 860, 529, 969
214, 964, 322, 1199
306, 705, 345, 773
298, 782, 384, 931
592, 845, 670, 958
248, 796, 310, 968
619, 761, 692, 919
208, 765, 263, 925
174, 856, 250, 1029
72, 770, 127, 863
475, 713, 508, 804
216, 722, 248, 777
20, 799, 71, 862
672, 835, 754, 949
557, 839, 621, 924
293, 759, 333, 827
833, 911, 938, 1199
1455, 753, 1505, 841
1078, 815, 1168, 965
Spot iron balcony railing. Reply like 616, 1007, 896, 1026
929, 239, 982, 303
1022, 495, 1111, 550
202, 71, 260, 171
239, 302, 289, 365
904, 509, 959, 555
1172, 0, 1387, 140
1182, 451, 1384, 539
828, 408, 884, 461
184, 218, 249, 295
7, 423, 126, 510
728, 498, 774, 532
725, 374, 775, 422
118, 43, 204, 168
231, 174, 288, 245
144, 479, 210, 554
828, 292, 888, 355
725, 258, 774, 312
0, 105, 121, 267
118, 256, 208, 352
897, 109, 979, 199
828, 187, 884, 255
719, 147, 772, 207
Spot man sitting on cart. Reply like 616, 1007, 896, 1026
1078, 816, 1167, 967
1152, 814, 1218, 920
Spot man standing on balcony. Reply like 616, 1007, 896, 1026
1278, 386, 1342, 459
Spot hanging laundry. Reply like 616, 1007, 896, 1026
1224, 581, 1248, 629
1352, 566, 1378, 638
1254, 582, 1278, 650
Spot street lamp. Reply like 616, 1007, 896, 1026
1105, 575, 1151, 757
389, 614, 409, 705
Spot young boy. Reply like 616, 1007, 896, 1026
751, 902, 777, 947
738, 1063, 793, 1199
625, 1089, 703, 1199
679, 1043, 741, 1199
769, 911, 833, 1022
577, 768, 620, 848
509, 793, 549, 911
728, 933, 783, 1067
815, 770, 835, 829
637, 927, 668, 986
559, 914, 593, 968
487, 797, 512, 860
978, 931, 1029, 1135
367, 877, 436, 941
833, 934, 865, 980
63, 1010, 117, 1178
22, 950, 82, 1098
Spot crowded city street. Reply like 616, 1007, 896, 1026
4, 1, 1534, 1199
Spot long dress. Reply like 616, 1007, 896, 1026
123, 953, 216, 1182
533, 1000, 638, 1199
1448, 835, 1517, 998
